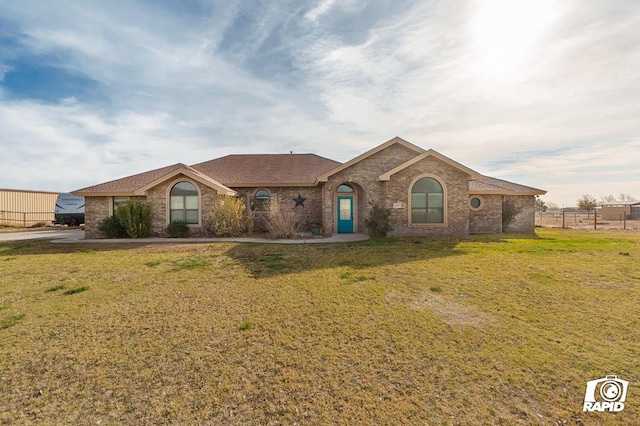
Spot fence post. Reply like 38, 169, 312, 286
562, 209, 566, 229
594, 210, 597, 230
624, 214, 627, 230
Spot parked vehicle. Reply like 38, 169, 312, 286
54, 193, 85, 226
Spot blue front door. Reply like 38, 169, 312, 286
337, 196, 354, 233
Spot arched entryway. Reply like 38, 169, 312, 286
336, 183, 356, 233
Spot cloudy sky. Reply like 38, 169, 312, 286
1, 0, 639, 206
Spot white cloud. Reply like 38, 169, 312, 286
0, 0, 638, 207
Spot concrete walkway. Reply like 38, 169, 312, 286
0, 228, 85, 242
52, 232, 369, 244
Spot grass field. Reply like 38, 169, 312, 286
1, 229, 638, 425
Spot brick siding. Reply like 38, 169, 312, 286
82, 144, 539, 238
469, 194, 503, 233
233, 187, 323, 233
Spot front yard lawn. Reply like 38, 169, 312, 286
1, 228, 638, 424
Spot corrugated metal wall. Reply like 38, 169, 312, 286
0, 189, 59, 227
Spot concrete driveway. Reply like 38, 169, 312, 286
0, 229, 85, 242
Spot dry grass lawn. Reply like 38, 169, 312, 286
1, 229, 639, 425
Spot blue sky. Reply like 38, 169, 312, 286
1, 0, 639, 207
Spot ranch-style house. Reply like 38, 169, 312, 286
73, 137, 546, 238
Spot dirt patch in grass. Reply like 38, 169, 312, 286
386, 291, 496, 328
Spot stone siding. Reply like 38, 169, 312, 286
469, 194, 503, 233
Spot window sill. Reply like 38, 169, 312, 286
408, 223, 447, 228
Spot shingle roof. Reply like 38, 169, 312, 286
470, 175, 545, 194
192, 154, 341, 187
72, 146, 544, 196
74, 163, 187, 194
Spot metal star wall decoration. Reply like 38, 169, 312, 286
293, 194, 306, 208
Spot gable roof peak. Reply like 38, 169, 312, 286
377, 149, 481, 181
316, 136, 426, 182
73, 162, 236, 196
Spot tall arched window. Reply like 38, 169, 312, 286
170, 181, 199, 224
411, 177, 444, 223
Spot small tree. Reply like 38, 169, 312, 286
577, 194, 597, 219
502, 199, 523, 231
364, 204, 392, 237
205, 196, 246, 237
116, 199, 152, 238
535, 198, 548, 212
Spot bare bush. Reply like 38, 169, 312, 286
364, 204, 392, 237
264, 203, 304, 239
205, 196, 246, 237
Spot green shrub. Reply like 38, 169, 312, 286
364, 204, 392, 237
98, 215, 128, 238
116, 199, 152, 238
205, 196, 246, 237
166, 221, 190, 238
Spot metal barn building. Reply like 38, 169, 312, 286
600, 201, 640, 221
0, 188, 59, 227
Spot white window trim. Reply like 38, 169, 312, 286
408, 174, 447, 227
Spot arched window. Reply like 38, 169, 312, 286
170, 181, 199, 224
337, 184, 354, 193
411, 177, 444, 223
251, 189, 271, 211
